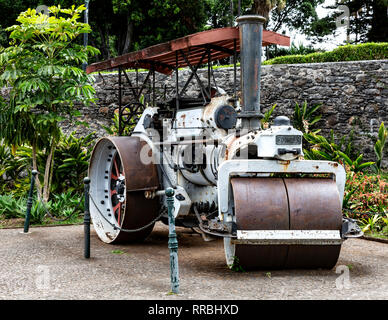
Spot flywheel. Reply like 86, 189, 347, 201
88, 136, 160, 243
224, 177, 342, 269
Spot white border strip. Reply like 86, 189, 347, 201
234, 230, 343, 245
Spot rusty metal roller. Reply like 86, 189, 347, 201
89, 136, 160, 243
231, 177, 342, 269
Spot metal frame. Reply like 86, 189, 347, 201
87, 27, 290, 136
116, 45, 240, 135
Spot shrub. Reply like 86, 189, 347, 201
266, 42, 319, 60
0, 195, 25, 219
263, 42, 388, 65
52, 131, 94, 194
0, 130, 94, 197
344, 170, 387, 214
0, 191, 84, 223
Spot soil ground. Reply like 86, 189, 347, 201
0, 222, 387, 300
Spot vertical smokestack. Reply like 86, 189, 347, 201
237, 15, 266, 130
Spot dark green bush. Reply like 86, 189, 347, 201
266, 43, 320, 60
263, 43, 388, 65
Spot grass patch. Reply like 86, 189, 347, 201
230, 256, 245, 272
363, 231, 388, 240
0, 216, 84, 229
111, 250, 126, 255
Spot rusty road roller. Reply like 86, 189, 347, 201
86, 15, 362, 270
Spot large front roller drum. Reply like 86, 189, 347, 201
89, 136, 160, 243
225, 177, 342, 269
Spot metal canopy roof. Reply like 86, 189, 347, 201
86, 27, 290, 75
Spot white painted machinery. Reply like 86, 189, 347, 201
87, 15, 362, 269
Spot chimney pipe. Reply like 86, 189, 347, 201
237, 15, 266, 130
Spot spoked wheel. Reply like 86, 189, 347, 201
89, 136, 160, 244
224, 177, 342, 270
110, 152, 125, 226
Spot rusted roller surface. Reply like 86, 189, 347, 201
232, 178, 289, 269
284, 178, 342, 269
89, 136, 160, 243
230, 177, 342, 269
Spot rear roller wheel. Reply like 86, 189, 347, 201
224, 177, 342, 270
89, 136, 160, 243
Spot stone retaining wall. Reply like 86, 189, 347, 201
3, 59, 387, 167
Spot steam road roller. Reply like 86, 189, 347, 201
86, 15, 362, 270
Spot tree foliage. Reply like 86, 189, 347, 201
269, 0, 336, 39
328, 0, 388, 43
0, 5, 99, 201
0, 0, 386, 60
92, 0, 209, 59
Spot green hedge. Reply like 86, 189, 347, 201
263, 43, 388, 65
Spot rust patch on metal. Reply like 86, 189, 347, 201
224, 135, 239, 160
278, 160, 290, 172
180, 114, 186, 128
232, 178, 289, 269
230, 177, 342, 269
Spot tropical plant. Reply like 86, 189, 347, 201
52, 131, 94, 194
382, 213, 388, 235
50, 191, 84, 216
0, 143, 21, 180
0, 129, 94, 197
337, 152, 375, 173
373, 122, 387, 174
29, 200, 48, 224
0, 194, 25, 219
0, 5, 99, 202
293, 101, 321, 134
260, 104, 277, 129
303, 130, 375, 172
360, 214, 382, 233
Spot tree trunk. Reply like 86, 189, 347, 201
32, 143, 42, 200
122, 19, 134, 54
99, 26, 111, 59
42, 140, 56, 203
251, 0, 272, 19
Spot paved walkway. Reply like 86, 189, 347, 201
0, 223, 387, 299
